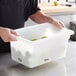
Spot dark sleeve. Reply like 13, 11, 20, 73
30, 0, 40, 15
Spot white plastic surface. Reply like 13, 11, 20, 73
10, 23, 74, 68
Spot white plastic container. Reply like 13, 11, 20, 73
10, 23, 74, 68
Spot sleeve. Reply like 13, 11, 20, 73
30, 0, 40, 15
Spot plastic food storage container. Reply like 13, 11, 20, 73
10, 23, 74, 68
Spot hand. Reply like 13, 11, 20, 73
52, 19, 64, 29
0, 27, 18, 42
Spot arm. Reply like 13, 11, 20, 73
30, 11, 64, 29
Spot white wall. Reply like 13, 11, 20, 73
71, 15, 76, 21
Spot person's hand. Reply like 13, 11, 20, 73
0, 27, 18, 42
52, 19, 64, 29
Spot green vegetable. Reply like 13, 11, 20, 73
41, 36, 47, 39
32, 38, 38, 41
32, 36, 47, 41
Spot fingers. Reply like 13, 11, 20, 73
8, 34, 17, 41
59, 21, 64, 29
10, 29, 19, 36
2, 33, 17, 42
55, 21, 64, 29
52, 19, 64, 29
6, 29, 18, 42
0, 28, 19, 42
